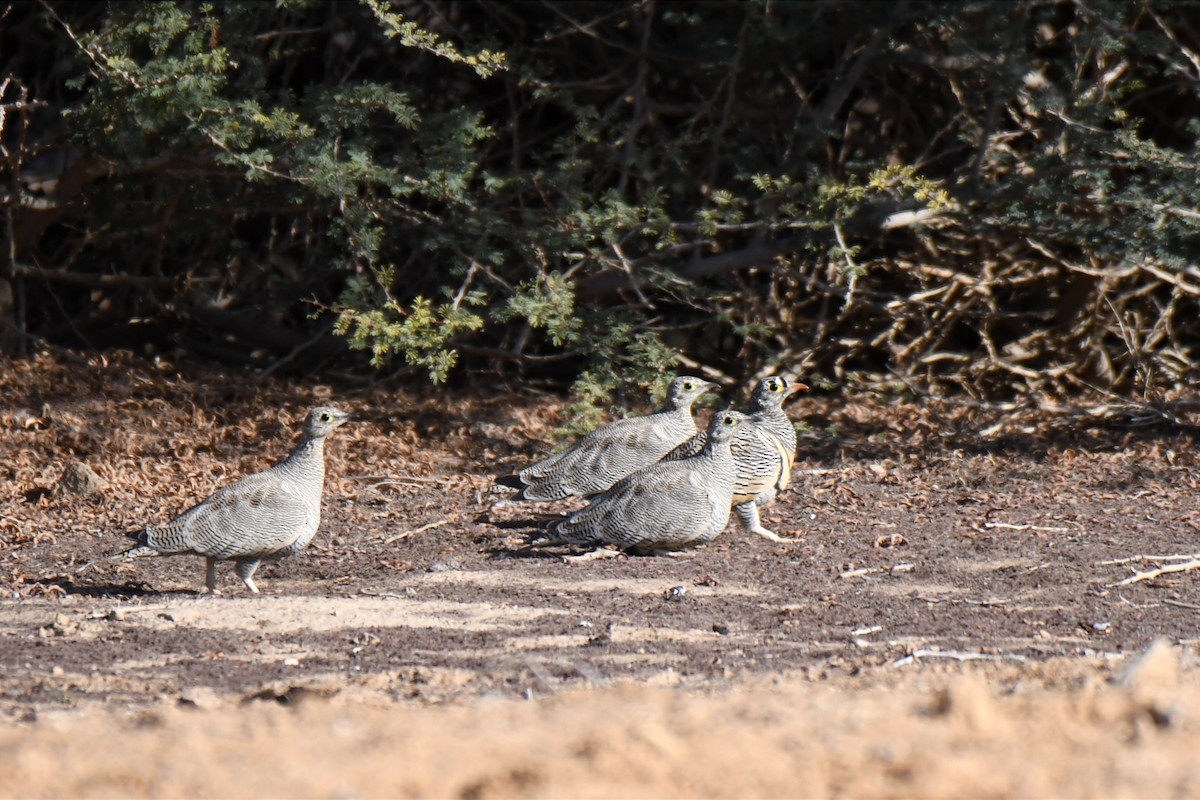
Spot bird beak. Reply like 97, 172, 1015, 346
788, 382, 809, 395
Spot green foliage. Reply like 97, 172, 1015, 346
554, 370, 612, 439
495, 275, 581, 347
333, 273, 484, 383
818, 166, 954, 215
43, 0, 511, 381
361, 0, 506, 79
6, 0, 1200, 410
555, 340, 683, 439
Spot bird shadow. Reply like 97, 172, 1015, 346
38, 574, 196, 599
486, 546, 564, 561
474, 513, 567, 559
477, 516, 556, 531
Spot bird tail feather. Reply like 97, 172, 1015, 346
119, 528, 159, 559
524, 518, 567, 550
492, 474, 527, 492
74, 529, 148, 575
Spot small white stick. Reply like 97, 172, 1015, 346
1163, 598, 1200, 612
894, 648, 1027, 666
383, 519, 449, 544
1099, 552, 1200, 566
1110, 558, 1200, 587
983, 522, 1069, 532
839, 567, 883, 579
562, 548, 624, 564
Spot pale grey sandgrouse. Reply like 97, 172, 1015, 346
531, 409, 746, 555
497, 376, 717, 501
668, 376, 805, 542
120, 406, 355, 593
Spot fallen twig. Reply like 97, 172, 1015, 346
358, 588, 407, 600
1110, 558, 1200, 587
383, 519, 450, 545
348, 473, 441, 484
365, 480, 434, 492
893, 648, 1027, 666
563, 548, 625, 564
982, 522, 1069, 533
838, 567, 884, 579
1113, 593, 1160, 610
1162, 598, 1200, 612
1099, 552, 1200, 566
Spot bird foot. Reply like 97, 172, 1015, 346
749, 526, 793, 544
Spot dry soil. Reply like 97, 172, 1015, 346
2, 351, 1199, 798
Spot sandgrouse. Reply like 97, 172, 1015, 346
120, 406, 355, 593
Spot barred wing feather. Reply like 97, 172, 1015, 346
151, 471, 312, 559
556, 464, 718, 549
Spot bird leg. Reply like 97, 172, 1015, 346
734, 502, 792, 544
235, 558, 262, 593
203, 557, 219, 593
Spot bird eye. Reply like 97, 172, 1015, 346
320, 412, 331, 422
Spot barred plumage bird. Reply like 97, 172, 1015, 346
669, 376, 805, 542
497, 376, 717, 502
532, 409, 746, 554
120, 406, 355, 593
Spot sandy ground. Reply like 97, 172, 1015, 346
1, 595, 1199, 799
2, 351, 1200, 798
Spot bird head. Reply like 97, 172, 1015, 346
706, 408, 746, 443
304, 406, 356, 438
666, 376, 719, 409
750, 376, 807, 411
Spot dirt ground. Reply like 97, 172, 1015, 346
2, 350, 1200, 798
